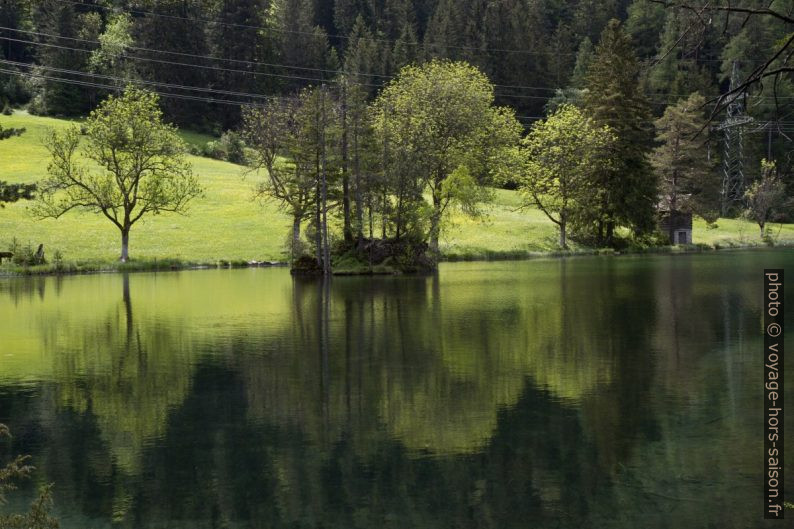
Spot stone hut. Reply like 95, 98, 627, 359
659, 211, 693, 245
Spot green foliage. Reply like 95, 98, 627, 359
372, 59, 522, 256
544, 87, 588, 113
442, 165, 492, 218
8, 239, 45, 266
570, 37, 594, 88
5, 103, 794, 267
744, 159, 788, 238
35, 86, 201, 262
519, 104, 616, 248
28, 1, 92, 117
0, 425, 59, 529
651, 92, 719, 221
0, 182, 35, 208
343, 16, 386, 97
647, 7, 715, 98
625, 0, 666, 59
204, 131, 247, 164
0, 124, 23, 140
584, 19, 657, 245
271, 0, 336, 93
88, 13, 136, 83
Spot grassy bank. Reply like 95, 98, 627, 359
2, 111, 793, 273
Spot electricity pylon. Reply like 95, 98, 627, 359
716, 61, 753, 216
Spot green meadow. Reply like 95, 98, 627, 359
0, 111, 791, 267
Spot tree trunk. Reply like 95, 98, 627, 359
120, 229, 130, 263
320, 88, 331, 275
291, 215, 301, 261
315, 185, 322, 268
429, 194, 442, 261
760, 223, 765, 238
354, 119, 363, 242
381, 192, 387, 239
605, 221, 614, 247
340, 84, 352, 243
560, 217, 567, 250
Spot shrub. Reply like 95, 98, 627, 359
201, 131, 247, 163
203, 140, 226, 160
26, 93, 47, 116
9, 239, 46, 266
186, 143, 204, 156
220, 131, 247, 165
0, 424, 59, 529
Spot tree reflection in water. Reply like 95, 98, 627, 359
0, 252, 791, 528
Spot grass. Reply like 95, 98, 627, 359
1, 110, 792, 270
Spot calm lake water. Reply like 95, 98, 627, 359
1, 250, 792, 528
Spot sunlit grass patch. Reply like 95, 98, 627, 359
2, 111, 792, 265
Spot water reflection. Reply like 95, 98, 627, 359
0, 251, 792, 528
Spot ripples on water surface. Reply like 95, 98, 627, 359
0, 250, 792, 528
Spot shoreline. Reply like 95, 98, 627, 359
1, 241, 790, 278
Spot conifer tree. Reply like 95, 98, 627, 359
30, 0, 91, 116
648, 8, 714, 100
392, 22, 420, 70
334, 0, 371, 37
133, 0, 213, 125
584, 19, 657, 244
210, 0, 273, 126
272, 0, 335, 92
625, 0, 666, 59
343, 15, 383, 96
570, 37, 594, 88
651, 93, 719, 223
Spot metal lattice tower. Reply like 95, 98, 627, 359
717, 61, 753, 216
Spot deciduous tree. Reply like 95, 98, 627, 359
35, 86, 201, 262
371, 60, 521, 258
744, 159, 787, 238
520, 104, 615, 249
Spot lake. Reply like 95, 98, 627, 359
1, 250, 792, 528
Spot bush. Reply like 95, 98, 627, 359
1, 104, 11, 116
26, 93, 47, 116
186, 143, 204, 156
0, 424, 60, 529
220, 131, 247, 164
203, 140, 225, 160
1, 74, 31, 107
202, 131, 247, 163
8, 239, 46, 266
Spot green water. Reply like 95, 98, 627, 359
0, 250, 792, 528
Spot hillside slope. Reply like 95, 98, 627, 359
0, 112, 790, 263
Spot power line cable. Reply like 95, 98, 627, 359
0, 58, 290, 101
49, 0, 733, 65
0, 34, 387, 87
0, 66, 271, 108
52, 0, 578, 57
4, 27, 785, 100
